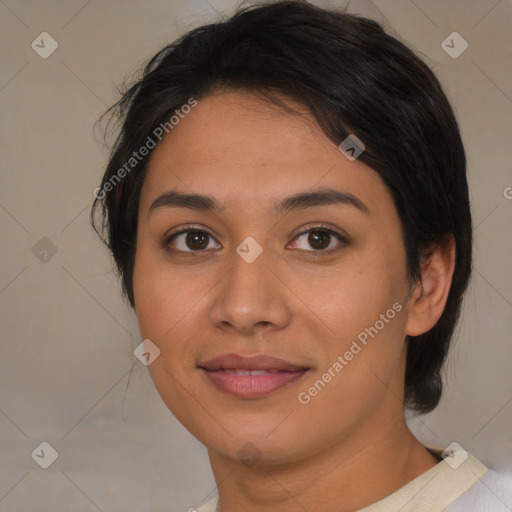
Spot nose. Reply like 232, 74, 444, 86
208, 244, 293, 336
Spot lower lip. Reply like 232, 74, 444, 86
201, 369, 309, 399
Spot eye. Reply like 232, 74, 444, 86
164, 228, 220, 253
288, 225, 348, 253
163, 224, 348, 255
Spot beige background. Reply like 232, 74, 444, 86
1, 0, 511, 510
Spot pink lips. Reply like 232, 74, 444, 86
198, 353, 310, 399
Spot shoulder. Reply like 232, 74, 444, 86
445, 468, 512, 511
191, 496, 219, 512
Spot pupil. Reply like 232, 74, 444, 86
187, 231, 208, 250
309, 231, 329, 250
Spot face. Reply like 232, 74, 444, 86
133, 90, 415, 466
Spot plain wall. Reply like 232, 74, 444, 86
1, 0, 511, 510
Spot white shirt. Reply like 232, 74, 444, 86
193, 453, 512, 511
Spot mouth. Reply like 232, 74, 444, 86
198, 353, 311, 399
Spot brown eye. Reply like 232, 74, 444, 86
165, 229, 220, 253
290, 226, 348, 254
185, 231, 209, 250
308, 230, 331, 250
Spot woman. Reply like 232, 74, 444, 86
91, 1, 510, 510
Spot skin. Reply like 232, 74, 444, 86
132, 90, 456, 511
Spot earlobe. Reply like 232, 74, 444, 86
405, 234, 456, 337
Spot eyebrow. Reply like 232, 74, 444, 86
148, 186, 370, 217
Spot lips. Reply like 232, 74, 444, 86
198, 353, 310, 399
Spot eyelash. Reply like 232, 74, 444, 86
162, 223, 348, 256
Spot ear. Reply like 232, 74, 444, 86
405, 234, 456, 337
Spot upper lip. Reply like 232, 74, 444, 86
198, 353, 310, 372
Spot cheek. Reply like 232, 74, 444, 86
292, 246, 409, 398
133, 240, 181, 342
292, 250, 407, 344
132, 250, 206, 412
133, 262, 200, 342
294, 302, 408, 437
132, 241, 218, 376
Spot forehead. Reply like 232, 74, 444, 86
149, 91, 333, 171
140, 90, 392, 219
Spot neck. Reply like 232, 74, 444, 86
207, 413, 439, 512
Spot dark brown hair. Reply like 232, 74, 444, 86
91, 0, 472, 413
